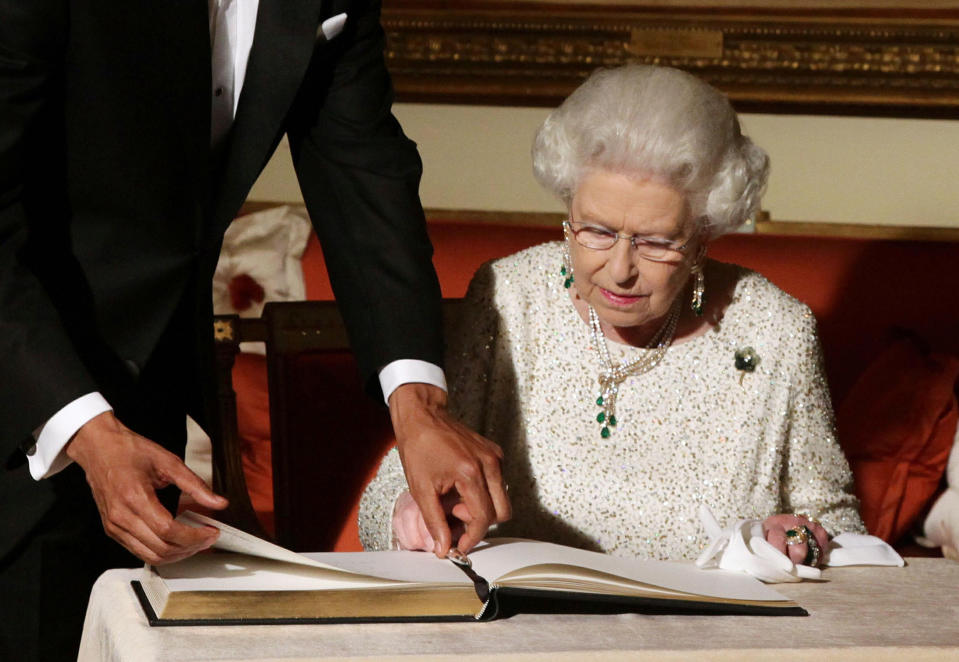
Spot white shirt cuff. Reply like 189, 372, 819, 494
378, 360, 447, 406
28, 392, 113, 480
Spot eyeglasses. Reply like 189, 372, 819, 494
564, 220, 691, 263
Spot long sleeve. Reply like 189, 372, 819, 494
358, 263, 500, 550
356, 446, 405, 550
286, 0, 443, 401
780, 312, 867, 536
444, 263, 499, 432
0, 1, 99, 457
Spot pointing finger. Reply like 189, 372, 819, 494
453, 479, 496, 553
163, 456, 228, 511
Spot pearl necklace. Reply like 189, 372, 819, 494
588, 300, 680, 438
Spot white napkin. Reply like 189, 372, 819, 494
695, 506, 904, 583
827, 532, 906, 567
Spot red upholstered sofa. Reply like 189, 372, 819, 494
232, 217, 959, 553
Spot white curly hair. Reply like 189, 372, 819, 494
532, 65, 769, 239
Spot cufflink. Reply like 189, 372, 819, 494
317, 13, 347, 42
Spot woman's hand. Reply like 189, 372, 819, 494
391, 490, 469, 552
762, 513, 830, 567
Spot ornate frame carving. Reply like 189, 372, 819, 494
382, 2, 959, 116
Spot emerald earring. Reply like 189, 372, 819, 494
561, 241, 574, 289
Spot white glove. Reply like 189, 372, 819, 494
695, 506, 904, 583
695, 505, 820, 583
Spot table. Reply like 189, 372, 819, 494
79, 558, 959, 662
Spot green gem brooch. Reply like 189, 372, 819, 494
734, 347, 760, 384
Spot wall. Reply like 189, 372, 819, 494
249, 104, 959, 228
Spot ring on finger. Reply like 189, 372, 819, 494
795, 512, 821, 527
785, 527, 809, 546
804, 533, 822, 567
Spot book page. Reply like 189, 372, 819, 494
174, 512, 468, 587
301, 550, 470, 585
177, 511, 340, 571
469, 539, 790, 603
154, 552, 409, 591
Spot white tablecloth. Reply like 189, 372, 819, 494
79, 558, 959, 662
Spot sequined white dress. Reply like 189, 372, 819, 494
359, 242, 865, 559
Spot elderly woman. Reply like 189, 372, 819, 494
359, 65, 865, 566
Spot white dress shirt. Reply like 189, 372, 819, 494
28, 0, 446, 480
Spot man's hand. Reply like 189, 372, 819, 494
388, 383, 511, 557
65, 411, 228, 565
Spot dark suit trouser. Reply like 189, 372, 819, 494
0, 314, 194, 662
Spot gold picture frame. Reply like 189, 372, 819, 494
382, 1, 959, 116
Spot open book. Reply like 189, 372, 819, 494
133, 512, 805, 625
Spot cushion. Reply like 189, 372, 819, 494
920, 488, 959, 560
920, 423, 959, 559
837, 336, 959, 544
213, 205, 313, 353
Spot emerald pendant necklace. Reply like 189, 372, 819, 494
588, 300, 680, 438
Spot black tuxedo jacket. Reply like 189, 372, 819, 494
0, 0, 443, 554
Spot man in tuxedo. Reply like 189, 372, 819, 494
0, 1, 510, 659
